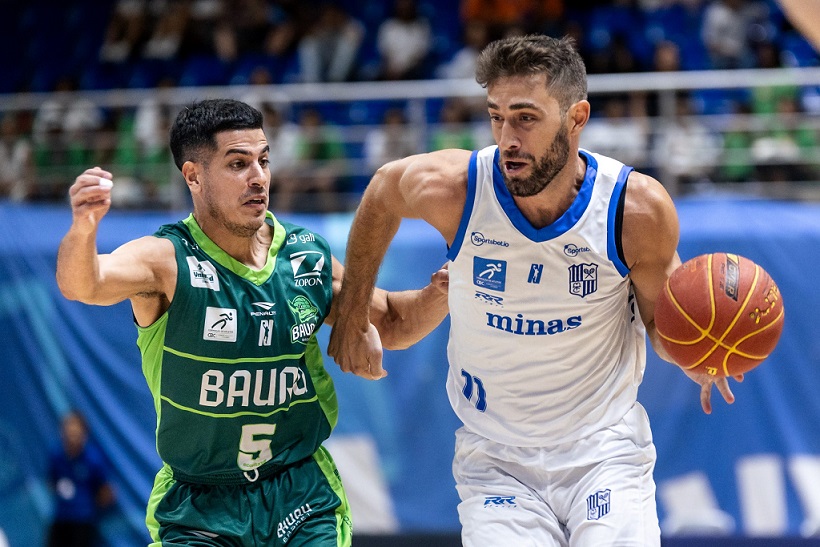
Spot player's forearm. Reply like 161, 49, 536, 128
56, 227, 104, 303
380, 284, 449, 350
337, 177, 404, 326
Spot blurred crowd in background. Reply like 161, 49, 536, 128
0, 0, 818, 211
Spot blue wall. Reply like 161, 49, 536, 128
0, 196, 818, 545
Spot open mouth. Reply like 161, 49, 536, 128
505, 160, 528, 174
244, 196, 267, 207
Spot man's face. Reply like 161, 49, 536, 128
486, 74, 572, 197
197, 129, 271, 236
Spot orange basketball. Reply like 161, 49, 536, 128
654, 253, 785, 377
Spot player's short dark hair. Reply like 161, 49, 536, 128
169, 99, 264, 170
475, 35, 588, 112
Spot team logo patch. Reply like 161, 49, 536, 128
569, 263, 598, 298
289, 251, 325, 287
288, 296, 319, 344
187, 257, 220, 291
586, 489, 611, 520
483, 495, 517, 508
473, 257, 507, 292
203, 307, 236, 342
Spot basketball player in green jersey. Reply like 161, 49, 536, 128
56, 99, 450, 546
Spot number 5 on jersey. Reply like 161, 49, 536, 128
238, 423, 277, 472
461, 369, 487, 412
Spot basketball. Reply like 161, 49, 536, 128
654, 253, 785, 377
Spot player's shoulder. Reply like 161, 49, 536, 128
400, 149, 473, 181
624, 170, 677, 220
621, 170, 679, 261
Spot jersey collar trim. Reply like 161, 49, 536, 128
491, 148, 598, 242
182, 211, 283, 285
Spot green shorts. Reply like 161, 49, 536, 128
146, 446, 352, 546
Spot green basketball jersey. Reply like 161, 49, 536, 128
137, 211, 337, 483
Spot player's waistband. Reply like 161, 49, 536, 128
171, 456, 307, 486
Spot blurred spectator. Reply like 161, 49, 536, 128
99, 0, 148, 63
47, 411, 115, 547
142, 0, 191, 60
376, 0, 432, 80
653, 93, 722, 189
653, 40, 682, 72
0, 111, 34, 202
436, 20, 491, 79
32, 79, 105, 200
363, 108, 421, 172
262, 103, 301, 201
581, 94, 650, 169
430, 98, 476, 151
588, 33, 639, 74
179, 0, 223, 57
460, 0, 564, 40
750, 41, 800, 115
701, 0, 767, 69
751, 96, 818, 183
298, 3, 364, 82
718, 102, 755, 182
274, 108, 348, 212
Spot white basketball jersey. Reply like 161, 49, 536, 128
445, 145, 647, 447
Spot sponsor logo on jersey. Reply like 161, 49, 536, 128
288, 296, 319, 344
250, 302, 276, 316
286, 232, 316, 246
569, 263, 598, 298
470, 231, 509, 247
187, 257, 220, 291
483, 495, 517, 508
528, 263, 543, 284
587, 489, 611, 520
199, 365, 307, 408
564, 243, 592, 257
277, 503, 314, 541
485, 312, 582, 335
473, 256, 507, 292
474, 290, 503, 306
203, 307, 237, 342
289, 250, 325, 287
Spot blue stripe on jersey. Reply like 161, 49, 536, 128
607, 164, 633, 277
491, 148, 599, 242
447, 150, 479, 261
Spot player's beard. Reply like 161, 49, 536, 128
202, 182, 264, 238
500, 124, 570, 197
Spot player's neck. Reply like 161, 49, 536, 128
513, 154, 586, 229
196, 215, 272, 269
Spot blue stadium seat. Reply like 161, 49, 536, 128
178, 55, 232, 87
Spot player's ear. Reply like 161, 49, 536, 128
568, 100, 590, 135
182, 161, 201, 193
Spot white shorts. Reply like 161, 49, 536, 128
453, 403, 660, 547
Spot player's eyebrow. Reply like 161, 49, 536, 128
486, 100, 542, 111
224, 145, 270, 157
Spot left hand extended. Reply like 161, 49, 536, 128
682, 369, 744, 414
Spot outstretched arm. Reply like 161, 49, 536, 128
325, 257, 449, 376
623, 171, 739, 414
327, 149, 470, 379
56, 167, 175, 326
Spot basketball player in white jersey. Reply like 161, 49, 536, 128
328, 35, 741, 546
